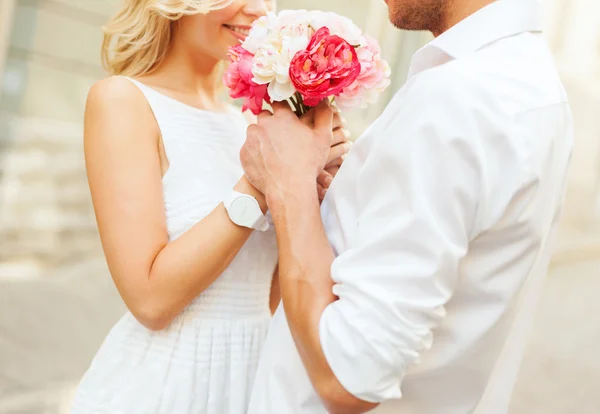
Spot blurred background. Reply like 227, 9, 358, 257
0, 0, 598, 413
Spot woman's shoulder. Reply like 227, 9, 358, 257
86, 76, 157, 130
84, 76, 158, 143
87, 76, 147, 109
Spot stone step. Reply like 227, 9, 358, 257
1, 150, 85, 177
0, 113, 99, 267
0, 115, 82, 149
0, 381, 77, 414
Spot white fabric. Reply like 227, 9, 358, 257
70, 78, 278, 414
248, 0, 573, 413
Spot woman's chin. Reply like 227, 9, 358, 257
224, 39, 242, 49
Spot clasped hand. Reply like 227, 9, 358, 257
241, 101, 350, 203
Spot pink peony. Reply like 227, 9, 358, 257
223, 45, 270, 115
355, 37, 390, 90
289, 27, 361, 107
336, 36, 391, 109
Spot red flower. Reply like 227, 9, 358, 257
223, 45, 270, 115
289, 27, 361, 107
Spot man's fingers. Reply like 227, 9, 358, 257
313, 100, 334, 137
239, 144, 249, 170
327, 141, 351, 164
241, 125, 259, 166
271, 101, 292, 114
300, 109, 315, 127
257, 110, 272, 122
245, 124, 260, 145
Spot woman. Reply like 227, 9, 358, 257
70, 0, 349, 413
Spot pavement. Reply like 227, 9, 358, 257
0, 257, 125, 413
509, 258, 600, 414
0, 256, 599, 414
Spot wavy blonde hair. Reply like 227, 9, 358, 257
102, 0, 234, 77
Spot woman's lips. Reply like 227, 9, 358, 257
224, 25, 251, 41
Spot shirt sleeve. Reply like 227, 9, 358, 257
319, 70, 502, 403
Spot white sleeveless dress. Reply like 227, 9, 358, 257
70, 78, 278, 414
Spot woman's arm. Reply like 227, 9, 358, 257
85, 77, 267, 331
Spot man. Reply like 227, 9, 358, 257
241, 0, 573, 413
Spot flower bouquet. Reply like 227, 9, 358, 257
223, 10, 391, 116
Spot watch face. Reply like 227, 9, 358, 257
230, 196, 258, 226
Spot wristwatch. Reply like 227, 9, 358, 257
223, 190, 269, 232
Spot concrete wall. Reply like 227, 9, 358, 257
0, 0, 112, 272
543, 0, 600, 259
0, 0, 428, 273
1, 0, 110, 122
0, 0, 598, 274
0, 0, 17, 80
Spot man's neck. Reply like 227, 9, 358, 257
433, 0, 496, 37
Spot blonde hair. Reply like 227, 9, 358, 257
102, 0, 234, 77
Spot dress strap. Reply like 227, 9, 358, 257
117, 76, 169, 127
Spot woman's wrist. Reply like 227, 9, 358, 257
234, 175, 268, 214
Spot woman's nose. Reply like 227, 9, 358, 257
242, 0, 271, 17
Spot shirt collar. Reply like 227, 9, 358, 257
407, 0, 543, 78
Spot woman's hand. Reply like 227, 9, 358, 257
318, 109, 351, 201
297, 105, 351, 201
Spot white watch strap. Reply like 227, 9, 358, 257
224, 190, 269, 232
252, 214, 270, 232
223, 190, 239, 210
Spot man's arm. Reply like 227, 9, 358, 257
265, 72, 509, 413
266, 119, 479, 413
267, 185, 377, 414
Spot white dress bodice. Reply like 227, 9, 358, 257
71, 77, 278, 414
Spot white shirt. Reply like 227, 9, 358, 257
248, 1, 573, 413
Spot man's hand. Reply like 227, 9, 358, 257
319, 110, 351, 201
240, 101, 334, 202
295, 105, 351, 201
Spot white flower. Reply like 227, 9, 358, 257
248, 12, 312, 101
242, 12, 278, 54
309, 11, 366, 47
237, 9, 389, 104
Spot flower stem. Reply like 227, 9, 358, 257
287, 96, 300, 116
294, 92, 309, 116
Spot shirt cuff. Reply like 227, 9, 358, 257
319, 300, 405, 403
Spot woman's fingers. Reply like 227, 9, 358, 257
319, 108, 349, 198
332, 111, 344, 131
327, 141, 351, 164
332, 126, 350, 146
324, 165, 341, 181
325, 165, 340, 177
317, 170, 334, 201
317, 183, 327, 201
318, 170, 334, 189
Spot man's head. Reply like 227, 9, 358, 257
386, 0, 449, 34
